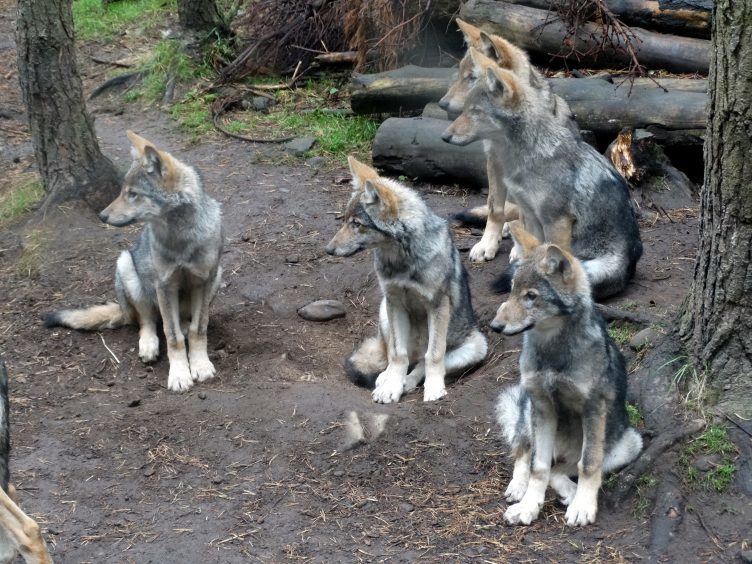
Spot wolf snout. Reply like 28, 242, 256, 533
98, 211, 110, 223
489, 319, 505, 333
438, 98, 449, 111
440, 130, 453, 144
324, 242, 337, 256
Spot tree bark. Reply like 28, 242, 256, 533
680, 0, 752, 418
16, 0, 122, 211
459, 0, 710, 73
177, 0, 228, 35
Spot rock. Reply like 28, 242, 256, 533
143, 467, 156, 477
333, 470, 344, 477
629, 326, 663, 350
693, 453, 721, 472
252, 96, 275, 111
297, 299, 346, 322
127, 398, 141, 408
211, 475, 224, 484
285, 255, 301, 264
399, 502, 415, 513
285, 136, 316, 156
198, 392, 207, 400
306, 156, 327, 169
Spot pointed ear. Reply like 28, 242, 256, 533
348, 155, 378, 183
456, 18, 482, 46
469, 46, 496, 73
485, 65, 520, 104
363, 179, 398, 218
540, 245, 574, 280
487, 34, 530, 74
509, 221, 540, 257
127, 130, 155, 158
363, 179, 380, 205
143, 145, 163, 176
478, 31, 497, 60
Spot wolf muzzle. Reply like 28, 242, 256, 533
99, 211, 136, 227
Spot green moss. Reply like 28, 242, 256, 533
0, 178, 44, 229
73, 0, 176, 41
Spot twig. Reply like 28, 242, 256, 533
90, 56, 132, 68
99, 333, 120, 365
724, 414, 752, 439
212, 100, 294, 143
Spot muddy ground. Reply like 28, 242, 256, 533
1, 3, 751, 563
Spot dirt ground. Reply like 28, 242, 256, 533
1, 3, 751, 563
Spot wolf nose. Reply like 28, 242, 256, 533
438, 98, 449, 111
324, 243, 335, 256
489, 320, 504, 333
98, 211, 109, 223
440, 131, 453, 143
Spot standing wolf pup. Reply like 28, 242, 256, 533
443, 48, 642, 300
44, 131, 224, 393
326, 157, 487, 404
491, 222, 642, 526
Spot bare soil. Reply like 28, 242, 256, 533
1, 3, 750, 562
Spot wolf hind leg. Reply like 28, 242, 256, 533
116, 251, 159, 363
582, 254, 628, 301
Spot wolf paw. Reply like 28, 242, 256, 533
504, 478, 529, 503
504, 500, 541, 526
190, 355, 216, 382
553, 478, 577, 506
422, 382, 447, 402
167, 362, 193, 392
372, 372, 404, 404
565, 496, 597, 527
139, 334, 160, 363
501, 222, 512, 239
509, 244, 522, 262
469, 239, 499, 262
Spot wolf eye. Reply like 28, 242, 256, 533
126, 191, 139, 201
525, 290, 539, 301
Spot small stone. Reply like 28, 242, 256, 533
211, 475, 224, 484
252, 96, 275, 111
297, 299, 346, 322
285, 255, 301, 264
333, 470, 344, 477
143, 467, 156, 477
284, 136, 316, 156
241, 231, 252, 242
629, 326, 662, 351
306, 156, 327, 169
693, 453, 721, 472
399, 502, 414, 513
198, 392, 207, 400
127, 398, 141, 408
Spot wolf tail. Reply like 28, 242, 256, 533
43, 301, 129, 331
453, 205, 489, 228
1, 357, 10, 493
345, 336, 388, 389
495, 384, 532, 449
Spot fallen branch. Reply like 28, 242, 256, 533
211, 98, 295, 143
90, 56, 133, 68
595, 303, 653, 325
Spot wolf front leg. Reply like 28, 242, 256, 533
505, 393, 556, 525
157, 280, 193, 392
372, 298, 410, 404
566, 398, 607, 526
0, 487, 53, 564
470, 154, 507, 262
422, 295, 450, 401
188, 268, 222, 383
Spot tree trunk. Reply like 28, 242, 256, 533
680, 0, 752, 418
16, 0, 122, 212
177, 0, 228, 35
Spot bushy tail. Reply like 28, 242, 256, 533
495, 384, 531, 448
345, 336, 388, 389
0, 357, 10, 493
453, 205, 488, 229
43, 301, 127, 331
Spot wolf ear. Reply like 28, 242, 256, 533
482, 33, 531, 76
363, 179, 398, 217
362, 179, 381, 206
478, 31, 497, 61
508, 221, 540, 257
485, 65, 519, 102
348, 155, 379, 184
456, 18, 482, 46
126, 130, 155, 158
540, 245, 574, 280
143, 145, 163, 176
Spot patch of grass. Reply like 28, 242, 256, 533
681, 424, 737, 492
169, 91, 216, 138
626, 402, 644, 428
633, 473, 658, 518
662, 354, 710, 410
607, 322, 637, 347
73, 0, 175, 41
0, 178, 44, 229
16, 228, 48, 278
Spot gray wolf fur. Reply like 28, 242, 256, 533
325, 156, 487, 404
44, 131, 224, 393
443, 48, 642, 300
0, 358, 53, 563
439, 20, 579, 263
490, 223, 642, 526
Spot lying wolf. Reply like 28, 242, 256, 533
325, 156, 487, 404
44, 131, 224, 393
491, 222, 642, 527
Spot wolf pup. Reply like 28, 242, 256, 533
443, 49, 642, 300
490, 223, 642, 527
44, 131, 224, 393
325, 157, 487, 404
0, 358, 53, 564
439, 20, 578, 263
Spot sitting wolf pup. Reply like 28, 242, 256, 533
325, 157, 487, 404
491, 222, 642, 526
44, 131, 223, 393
